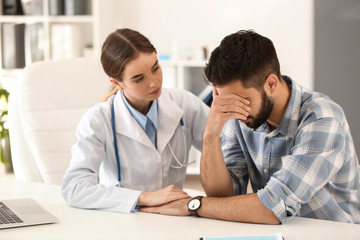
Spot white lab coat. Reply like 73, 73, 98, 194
61, 88, 209, 213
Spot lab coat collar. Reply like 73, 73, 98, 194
113, 92, 154, 149
113, 90, 183, 152
157, 92, 184, 154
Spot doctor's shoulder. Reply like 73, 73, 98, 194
76, 96, 113, 134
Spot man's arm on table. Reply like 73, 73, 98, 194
140, 120, 280, 224
140, 193, 280, 224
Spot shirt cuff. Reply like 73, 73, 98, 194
257, 177, 301, 224
130, 192, 142, 213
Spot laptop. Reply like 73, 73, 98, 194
0, 198, 59, 229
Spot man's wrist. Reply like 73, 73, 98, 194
187, 196, 204, 217
203, 130, 221, 142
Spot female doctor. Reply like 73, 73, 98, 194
61, 28, 209, 213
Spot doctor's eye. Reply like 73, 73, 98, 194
134, 77, 144, 83
153, 65, 160, 72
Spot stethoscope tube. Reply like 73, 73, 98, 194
111, 98, 121, 183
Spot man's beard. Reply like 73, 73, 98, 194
246, 90, 274, 130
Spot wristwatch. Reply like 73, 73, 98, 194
187, 196, 203, 217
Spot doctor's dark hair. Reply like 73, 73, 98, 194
204, 30, 281, 89
101, 28, 157, 100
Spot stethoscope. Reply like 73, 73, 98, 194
111, 97, 194, 186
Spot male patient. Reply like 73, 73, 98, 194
141, 30, 360, 224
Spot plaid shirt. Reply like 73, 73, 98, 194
221, 76, 360, 224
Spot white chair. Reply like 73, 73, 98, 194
8, 58, 109, 184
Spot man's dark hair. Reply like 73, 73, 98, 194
204, 30, 281, 89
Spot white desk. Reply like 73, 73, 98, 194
1, 178, 359, 240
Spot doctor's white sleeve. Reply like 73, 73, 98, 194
61, 107, 141, 213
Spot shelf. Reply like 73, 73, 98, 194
47, 15, 94, 23
0, 15, 44, 23
0, 15, 94, 23
0, 0, 98, 70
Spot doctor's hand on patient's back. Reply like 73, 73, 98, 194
136, 185, 190, 207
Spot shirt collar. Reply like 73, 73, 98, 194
275, 76, 301, 137
121, 91, 158, 130
252, 76, 300, 137
147, 100, 159, 130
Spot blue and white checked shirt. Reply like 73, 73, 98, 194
221, 76, 360, 224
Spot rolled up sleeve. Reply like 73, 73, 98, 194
257, 118, 346, 223
258, 178, 301, 223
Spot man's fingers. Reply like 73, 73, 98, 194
224, 112, 248, 121
214, 92, 250, 103
170, 194, 191, 202
140, 198, 190, 216
213, 104, 250, 116
139, 206, 160, 214
214, 96, 250, 109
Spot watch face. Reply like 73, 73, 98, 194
188, 199, 201, 210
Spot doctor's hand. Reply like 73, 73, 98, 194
137, 185, 190, 207
205, 86, 250, 137
139, 198, 190, 216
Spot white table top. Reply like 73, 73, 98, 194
1, 178, 359, 240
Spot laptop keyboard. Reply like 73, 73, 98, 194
0, 202, 23, 224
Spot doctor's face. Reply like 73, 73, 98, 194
117, 52, 163, 113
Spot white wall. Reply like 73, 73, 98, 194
107, 0, 314, 89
